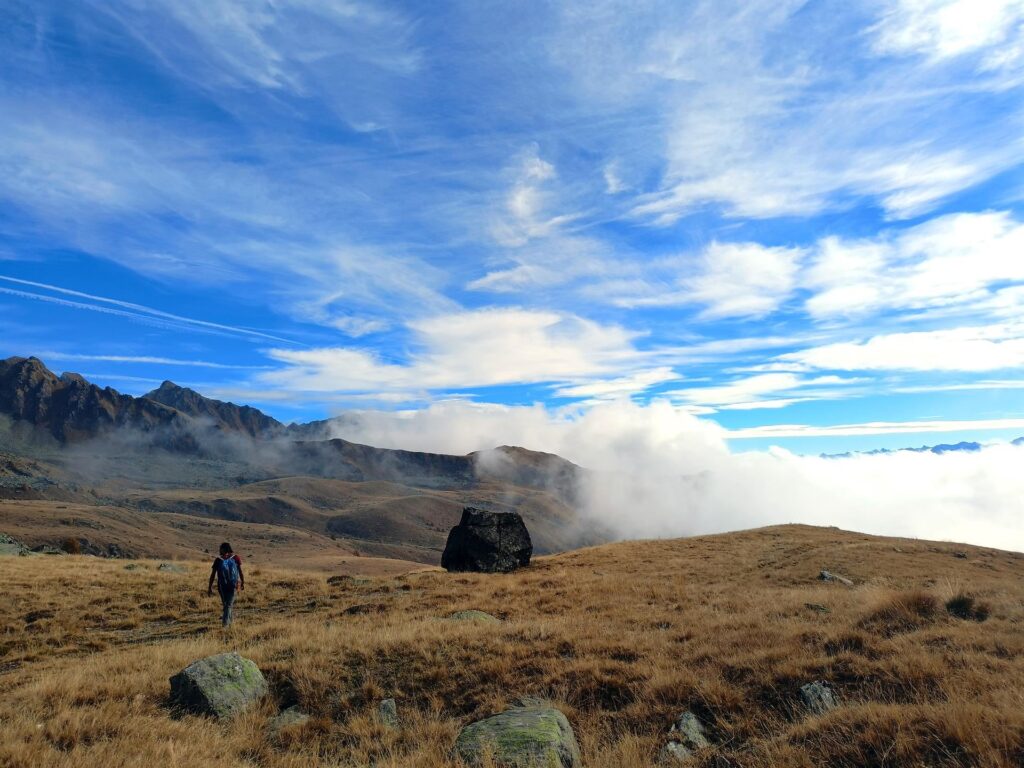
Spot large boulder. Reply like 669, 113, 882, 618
441, 507, 532, 573
169, 652, 267, 719
455, 703, 581, 767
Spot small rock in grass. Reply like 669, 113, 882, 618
169, 652, 267, 719
455, 703, 581, 767
448, 610, 501, 623
799, 680, 838, 715
378, 698, 399, 729
268, 705, 310, 740
658, 711, 710, 763
818, 570, 853, 586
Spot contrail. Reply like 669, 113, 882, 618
0, 275, 299, 344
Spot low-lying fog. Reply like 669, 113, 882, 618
325, 400, 1024, 552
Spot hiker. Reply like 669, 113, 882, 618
207, 542, 244, 628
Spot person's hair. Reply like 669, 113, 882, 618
219, 542, 233, 556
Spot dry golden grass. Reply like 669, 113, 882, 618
1, 524, 1023, 767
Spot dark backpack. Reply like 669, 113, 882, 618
219, 556, 239, 589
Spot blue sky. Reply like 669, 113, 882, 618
3, 0, 1024, 454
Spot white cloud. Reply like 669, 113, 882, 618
667, 372, 857, 410
872, 0, 1024, 68
550, 1, 1024, 222
728, 417, 1024, 438
805, 210, 1024, 319
785, 326, 1024, 372
490, 146, 577, 248
262, 308, 645, 392
552, 367, 679, 400
605, 241, 804, 318
687, 242, 803, 318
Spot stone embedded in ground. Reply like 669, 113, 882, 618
658, 711, 711, 763
441, 507, 533, 573
799, 680, 839, 715
378, 698, 399, 729
268, 705, 310, 740
455, 703, 581, 767
448, 610, 501, 623
169, 652, 268, 719
818, 570, 853, 586
0, 533, 29, 556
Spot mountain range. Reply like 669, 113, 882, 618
0, 356, 604, 564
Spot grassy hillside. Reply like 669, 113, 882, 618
0, 500, 421, 575
1, 525, 1022, 767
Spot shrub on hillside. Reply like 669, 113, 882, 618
945, 593, 990, 622
61, 537, 81, 555
859, 590, 939, 636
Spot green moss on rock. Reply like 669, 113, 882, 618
169, 652, 267, 719
455, 704, 581, 767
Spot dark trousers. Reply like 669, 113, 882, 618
219, 587, 236, 627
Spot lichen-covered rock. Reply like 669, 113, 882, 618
658, 711, 710, 763
455, 704, 581, 767
441, 507, 532, 573
378, 698, 399, 729
448, 610, 501, 623
169, 652, 267, 719
799, 680, 838, 715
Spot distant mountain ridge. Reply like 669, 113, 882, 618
0, 356, 188, 444
144, 380, 283, 439
823, 438, 1023, 459
0, 355, 601, 561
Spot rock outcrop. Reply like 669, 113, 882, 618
169, 652, 267, 718
455, 702, 581, 767
441, 507, 532, 573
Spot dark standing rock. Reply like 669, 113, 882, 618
441, 507, 532, 573
169, 652, 267, 719
799, 680, 838, 715
378, 698, 399, 729
455, 703, 581, 767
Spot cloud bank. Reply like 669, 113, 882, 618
325, 400, 1024, 552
